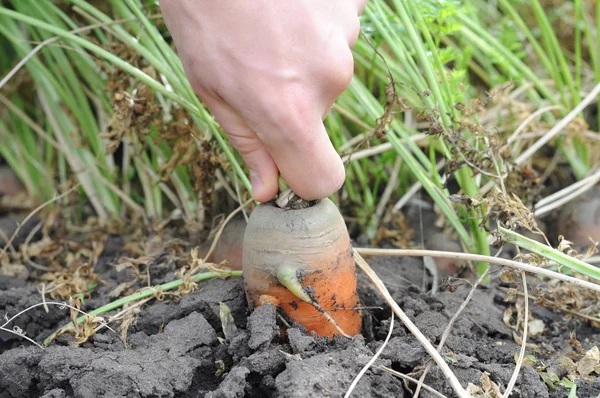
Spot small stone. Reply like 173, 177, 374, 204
40, 389, 67, 398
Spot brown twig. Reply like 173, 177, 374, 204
0, 229, 17, 257
22, 221, 50, 271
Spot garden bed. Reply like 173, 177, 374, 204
0, 206, 598, 398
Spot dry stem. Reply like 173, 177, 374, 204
1, 301, 117, 349
496, 286, 600, 325
534, 167, 600, 217
515, 82, 600, 165
502, 272, 529, 398
345, 313, 395, 398
353, 248, 600, 294
353, 249, 469, 398
381, 366, 449, 398
201, 198, 252, 264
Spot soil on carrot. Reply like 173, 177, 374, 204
0, 204, 599, 398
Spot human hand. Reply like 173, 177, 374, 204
160, 0, 366, 202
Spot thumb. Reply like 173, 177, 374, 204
208, 101, 280, 202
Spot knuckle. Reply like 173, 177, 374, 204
326, 49, 354, 95
228, 134, 262, 158
357, 0, 367, 14
349, 16, 361, 47
258, 88, 316, 138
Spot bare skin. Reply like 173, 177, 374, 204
159, 0, 366, 202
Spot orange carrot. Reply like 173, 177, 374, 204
242, 197, 362, 338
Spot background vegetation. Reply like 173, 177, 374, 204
1, 0, 599, 278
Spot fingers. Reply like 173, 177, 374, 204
348, 15, 361, 48
357, 0, 367, 14
205, 96, 280, 202
242, 88, 346, 201
265, 116, 346, 201
276, 113, 346, 201
321, 45, 355, 117
347, 1, 364, 47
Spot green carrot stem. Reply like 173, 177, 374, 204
43, 270, 242, 346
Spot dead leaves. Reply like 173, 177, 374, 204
576, 346, 600, 378
38, 239, 105, 301
219, 302, 238, 342
67, 296, 105, 345
373, 210, 416, 248
157, 137, 224, 206
483, 188, 545, 246
467, 372, 503, 398
0, 262, 29, 279
555, 334, 600, 383
535, 333, 600, 395
502, 298, 542, 349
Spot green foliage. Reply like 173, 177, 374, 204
0, 0, 598, 279
417, 0, 463, 36
497, 20, 528, 61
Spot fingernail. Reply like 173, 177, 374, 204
250, 169, 263, 195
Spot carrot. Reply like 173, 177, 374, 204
199, 213, 247, 270
556, 187, 600, 247
213, 213, 246, 270
242, 196, 362, 338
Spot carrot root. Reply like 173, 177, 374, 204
276, 265, 351, 337
242, 197, 362, 338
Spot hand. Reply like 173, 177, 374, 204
160, 0, 366, 202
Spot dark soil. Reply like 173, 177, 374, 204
0, 209, 599, 398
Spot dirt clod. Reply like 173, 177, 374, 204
205, 366, 250, 398
40, 389, 67, 398
287, 327, 316, 353
275, 338, 403, 398
380, 335, 426, 368
520, 365, 549, 398
247, 303, 279, 350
